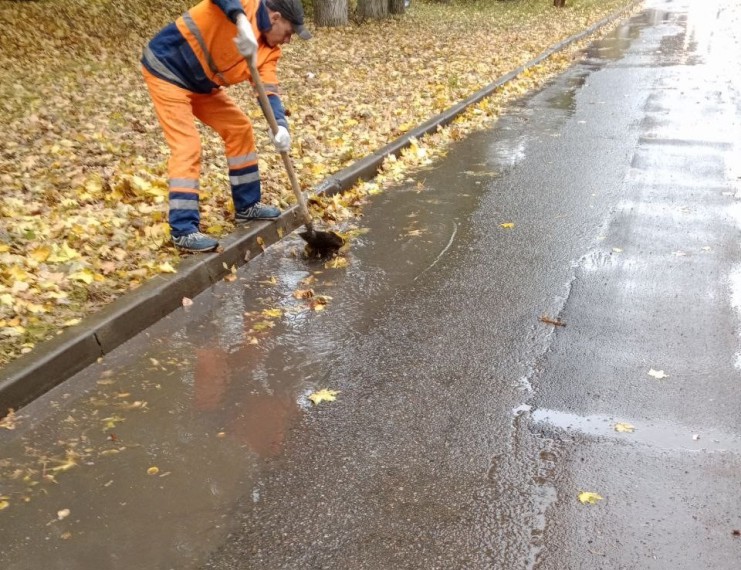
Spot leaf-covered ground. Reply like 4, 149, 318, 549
0, 0, 635, 366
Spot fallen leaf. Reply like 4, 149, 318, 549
300, 275, 317, 286
0, 409, 18, 430
30, 245, 52, 262
48, 453, 79, 473
147, 466, 159, 475
614, 422, 635, 433
325, 257, 348, 269
221, 263, 238, 282
101, 416, 124, 430
648, 369, 668, 379
57, 508, 70, 520
251, 320, 275, 332
500, 222, 515, 229
309, 295, 331, 311
69, 269, 95, 284
612, 247, 623, 253
262, 308, 283, 319
293, 289, 314, 299
182, 297, 193, 307
0, 499, 9, 511
309, 388, 340, 405
578, 491, 603, 505
157, 262, 176, 274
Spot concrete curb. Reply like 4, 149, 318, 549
0, 0, 641, 412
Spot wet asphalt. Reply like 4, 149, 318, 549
2, 0, 741, 568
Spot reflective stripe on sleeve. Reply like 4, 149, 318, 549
182, 12, 229, 85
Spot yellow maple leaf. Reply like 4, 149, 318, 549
308, 388, 340, 405
48, 452, 79, 473
69, 269, 95, 284
578, 491, 603, 505
614, 422, 635, 433
252, 320, 274, 332
30, 245, 52, 262
157, 262, 177, 274
47, 242, 80, 263
262, 308, 283, 318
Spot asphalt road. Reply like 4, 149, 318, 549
1, 0, 740, 568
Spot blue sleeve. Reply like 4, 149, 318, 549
268, 94, 289, 130
211, 0, 245, 22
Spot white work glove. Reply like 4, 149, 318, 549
234, 13, 257, 61
269, 126, 291, 153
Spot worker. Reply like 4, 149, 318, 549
141, 0, 312, 252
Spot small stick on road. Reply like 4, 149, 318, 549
539, 316, 566, 327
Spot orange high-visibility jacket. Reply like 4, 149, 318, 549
143, 0, 286, 124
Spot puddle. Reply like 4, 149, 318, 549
526, 407, 741, 452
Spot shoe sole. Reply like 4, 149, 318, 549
173, 244, 219, 253
235, 215, 280, 222
234, 216, 280, 224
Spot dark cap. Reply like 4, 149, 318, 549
265, 0, 312, 40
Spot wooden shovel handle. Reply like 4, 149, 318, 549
246, 57, 313, 228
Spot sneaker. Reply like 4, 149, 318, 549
172, 232, 219, 253
235, 202, 281, 222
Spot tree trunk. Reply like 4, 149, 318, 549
358, 0, 388, 20
315, 0, 349, 26
388, 0, 406, 15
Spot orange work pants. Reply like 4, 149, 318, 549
142, 67, 261, 237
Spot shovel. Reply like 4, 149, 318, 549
245, 57, 344, 257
